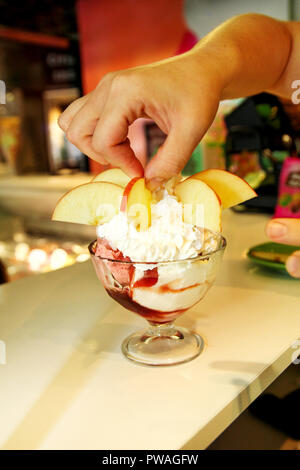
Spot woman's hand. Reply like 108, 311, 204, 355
58, 13, 295, 184
58, 51, 223, 183
266, 218, 300, 278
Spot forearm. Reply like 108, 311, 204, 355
192, 13, 294, 99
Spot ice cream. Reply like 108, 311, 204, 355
52, 168, 254, 326
96, 191, 205, 262
93, 191, 220, 320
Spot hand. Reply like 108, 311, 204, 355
58, 51, 223, 182
266, 218, 300, 278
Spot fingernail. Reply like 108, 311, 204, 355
286, 254, 300, 277
57, 115, 66, 130
267, 222, 288, 238
146, 178, 165, 191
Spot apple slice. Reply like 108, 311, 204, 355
191, 169, 257, 209
52, 182, 123, 225
121, 177, 151, 231
92, 168, 130, 188
174, 178, 221, 232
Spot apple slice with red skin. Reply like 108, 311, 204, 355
174, 178, 221, 232
92, 168, 130, 188
190, 169, 257, 209
120, 177, 139, 211
121, 177, 152, 231
52, 181, 124, 225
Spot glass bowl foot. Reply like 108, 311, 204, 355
121, 324, 204, 366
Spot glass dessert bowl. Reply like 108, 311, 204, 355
52, 168, 255, 365
89, 229, 226, 366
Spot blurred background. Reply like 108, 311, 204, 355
0, 0, 300, 282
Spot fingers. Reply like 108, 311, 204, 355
58, 93, 108, 164
58, 76, 112, 132
64, 98, 109, 165
57, 75, 144, 175
145, 120, 200, 182
91, 100, 144, 177
58, 78, 114, 166
58, 94, 89, 131
266, 218, 300, 278
286, 250, 300, 278
266, 218, 300, 246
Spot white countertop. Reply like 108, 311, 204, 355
0, 211, 299, 450
0, 173, 92, 192
0, 174, 91, 217
0, 173, 96, 239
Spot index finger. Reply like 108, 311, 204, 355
58, 94, 89, 131
91, 100, 145, 177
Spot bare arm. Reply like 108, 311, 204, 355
194, 13, 295, 99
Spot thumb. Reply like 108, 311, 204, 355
145, 123, 201, 182
266, 218, 300, 246
286, 250, 300, 278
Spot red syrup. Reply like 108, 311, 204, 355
93, 240, 188, 324
133, 267, 158, 288
110, 266, 186, 323
106, 289, 186, 324
109, 266, 186, 323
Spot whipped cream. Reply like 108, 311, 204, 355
96, 192, 204, 262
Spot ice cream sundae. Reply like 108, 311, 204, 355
52, 168, 256, 365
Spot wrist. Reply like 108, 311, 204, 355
189, 39, 242, 99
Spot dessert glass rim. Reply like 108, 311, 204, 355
88, 231, 227, 265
